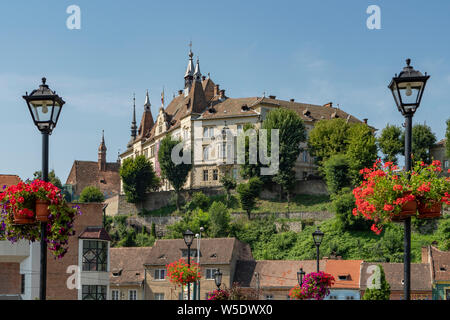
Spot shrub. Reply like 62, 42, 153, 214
79, 186, 105, 203
209, 201, 231, 237
323, 154, 352, 195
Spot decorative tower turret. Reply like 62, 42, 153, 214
184, 42, 195, 92
98, 130, 107, 171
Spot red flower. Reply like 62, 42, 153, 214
393, 185, 403, 191
383, 204, 394, 211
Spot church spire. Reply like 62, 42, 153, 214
98, 130, 107, 171
194, 57, 202, 82
184, 41, 195, 90
130, 93, 137, 141
144, 90, 151, 112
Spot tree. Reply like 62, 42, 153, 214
262, 108, 306, 203
119, 155, 160, 204
158, 135, 192, 211
239, 123, 263, 179
30, 169, 63, 189
332, 187, 371, 231
220, 174, 237, 203
79, 186, 105, 203
322, 154, 352, 195
401, 123, 436, 164
236, 177, 263, 219
446, 118, 450, 158
308, 118, 350, 168
362, 265, 391, 300
377, 124, 403, 164
209, 201, 231, 237
346, 123, 378, 183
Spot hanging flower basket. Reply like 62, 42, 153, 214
35, 199, 50, 222
391, 193, 418, 222
206, 289, 230, 300
0, 180, 82, 258
166, 258, 201, 287
417, 201, 442, 219
289, 271, 335, 300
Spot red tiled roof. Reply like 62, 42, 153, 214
324, 259, 363, 289
110, 247, 153, 286
78, 227, 112, 242
429, 246, 450, 282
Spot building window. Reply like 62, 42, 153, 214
203, 127, 215, 138
82, 285, 107, 300
154, 269, 166, 280
302, 150, 308, 162
213, 169, 218, 180
203, 146, 209, 161
203, 170, 209, 181
111, 290, 120, 300
21, 274, 25, 295
345, 296, 354, 300
205, 268, 219, 280
82, 240, 108, 272
265, 295, 274, 300
329, 295, 338, 300
237, 124, 243, 135
445, 160, 449, 169
154, 293, 164, 300
129, 290, 137, 300
445, 289, 450, 300
150, 145, 155, 157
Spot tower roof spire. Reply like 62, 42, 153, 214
144, 89, 151, 111
184, 41, 195, 79
130, 93, 137, 141
194, 56, 202, 82
99, 129, 107, 152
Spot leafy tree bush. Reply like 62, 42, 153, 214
209, 201, 231, 237
79, 186, 105, 203
220, 174, 237, 203
401, 123, 436, 164
377, 124, 403, 164
262, 108, 306, 201
362, 265, 391, 300
191, 192, 210, 211
322, 154, 352, 195
158, 135, 192, 210
236, 177, 263, 219
332, 188, 371, 231
437, 218, 450, 251
119, 155, 160, 203
307, 118, 350, 167
165, 208, 210, 238
346, 123, 378, 183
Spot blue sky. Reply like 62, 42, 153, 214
1, 0, 449, 182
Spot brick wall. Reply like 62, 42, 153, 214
46, 203, 104, 300
0, 262, 21, 294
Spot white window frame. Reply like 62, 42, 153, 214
111, 289, 120, 300
154, 293, 165, 300
265, 294, 274, 300
205, 268, 218, 280
444, 160, 449, 169
154, 269, 166, 280
128, 289, 137, 300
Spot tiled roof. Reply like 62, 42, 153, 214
429, 246, 450, 282
234, 260, 326, 288
65, 160, 120, 198
144, 238, 253, 266
110, 247, 153, 286
324, 259, 363, 289
360, 262, 432, 291
198, 97, 260, 120
78, 226, 112, 242
0, 175, 21, 189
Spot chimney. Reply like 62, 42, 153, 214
214, 84, 220, 96
219, 89, 225, 99
178, 90, 183, 96
268, 95, 276, 99
290, 98, 295, 102
421, 246, 430, 264
363, 118, 368, 124
323, 102, 333, 108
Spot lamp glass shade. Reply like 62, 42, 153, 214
312, 228, 324, 246
183, 229, 194, 247
214, 269, 222, 288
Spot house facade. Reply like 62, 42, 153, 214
324, 259, 362, 300
422, 245, 450, 300
143, 238, 253, 300
109, 247, 152, 300
119, 48, 367, 193
430, 139, 449, 177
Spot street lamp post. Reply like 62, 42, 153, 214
23, 77, 65, 301
297, 267, 305, 286
194, 226, 204, 300
183, 229, 194, 301
312, 227, 324, 272
214, 269, 222, 290
388, 59, 429, 300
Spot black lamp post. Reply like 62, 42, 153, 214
388, 59, 429, 300
23, 77, 65, 301
183, 229, 194, 301
297, 267, 305, 286
312, 227, 324, 272
214, 269, 223, 290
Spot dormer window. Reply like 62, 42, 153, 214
112, 269, 123, 277
338, 274, 350, 281
241, 104, 250, 112
440, 266, 446, 271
